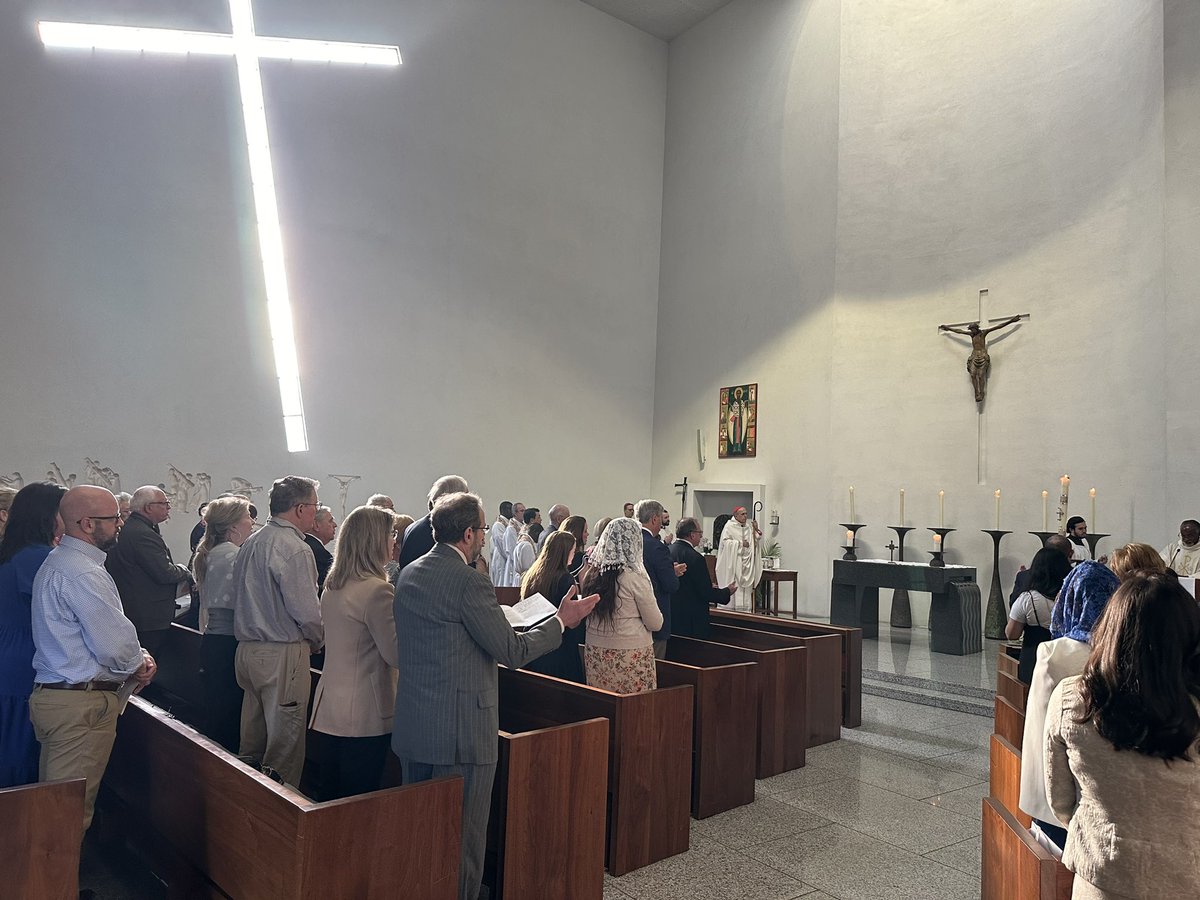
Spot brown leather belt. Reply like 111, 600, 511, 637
39, 681, 123, 692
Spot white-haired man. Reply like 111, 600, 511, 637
104, 484, 192, 655
396, 475, 470, 571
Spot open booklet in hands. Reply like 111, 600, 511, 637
502, 592, 559, 630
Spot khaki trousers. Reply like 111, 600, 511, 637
28, 685, 121, 835
235, 640, 309, 786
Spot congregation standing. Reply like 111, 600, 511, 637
3, 471, 1199, 900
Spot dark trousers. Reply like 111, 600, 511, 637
320, 733, 389, 801
401, 758, 497, 900
199, 633, 243, 754
1034, 817, 1068, 851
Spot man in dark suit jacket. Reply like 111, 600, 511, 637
396, 474, 469, 571
393, 492, 597, 900
104, 485, 192, 654
669, 517, 735, 639
636, 499, 684, 657
303, 505, 336, 591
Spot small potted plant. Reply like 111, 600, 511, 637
762, 541, 781, 570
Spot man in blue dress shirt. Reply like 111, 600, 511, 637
28, 486, 156, 835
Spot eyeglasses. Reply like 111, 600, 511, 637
147, 501, 171, 508
77, 515, 121, 525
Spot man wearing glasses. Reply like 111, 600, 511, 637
29, 486, 157, 836
104, 485, 193, 656
232, 476, 324, 785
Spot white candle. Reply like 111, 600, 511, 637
1090, 488, 1097, 530
899, 488, 905, 525
994, 489, 1001, 530
939, 490, 945, 527
849, 486, 855, 523
1042, 490, 1049, 530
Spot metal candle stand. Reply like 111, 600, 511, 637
839, 523, 865, 562
888, 526, 915, 628
1029, 531, 1058, 548
928, 527, 954, 567
1083, 533, 1110, 560
981, 529, 1011, 639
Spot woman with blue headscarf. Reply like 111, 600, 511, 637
1018, 560, 1120, 853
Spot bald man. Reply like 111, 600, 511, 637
105, 485, 192, 654
29, 486, 156, 835
538, 503, 570, 551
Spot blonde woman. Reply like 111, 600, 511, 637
309, 505, 399, 799
0, 487, 16, 542
193, 496, 254, 753
1106, 542, 1167, 581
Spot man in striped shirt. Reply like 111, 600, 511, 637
29, 485, 157, 836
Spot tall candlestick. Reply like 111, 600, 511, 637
994, 489, 1001, 530
849, 486, 855, 523
1090, 488, 1097, 530
899, 488, 905, 525
939, 490, 945, 527
1042, 490, 1049, 530
1058, 475, 1070, 535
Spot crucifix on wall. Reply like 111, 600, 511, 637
37, 3, 402, 453
938, 290, 1029, 405
938, 289, 1030, 483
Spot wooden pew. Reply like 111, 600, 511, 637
147, 623, 608, 900
703, 623, 841, 746
982, 797, 1074, 900
103, 698, 462, 899
998, 647, 1019, 683
997, 669, 1029, 712
655, 656, 757, 818
669, 636, 806, 777
0, 778, 85, 900
489, 715, 609, 900
994, 694, 1025, 749
989, 734, 1030, 829
711, 608, 863, 728
498, 667, 693, 876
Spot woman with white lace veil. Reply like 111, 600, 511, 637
580, 517, 663, 694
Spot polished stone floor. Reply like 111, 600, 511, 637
863, 623, 1003, 691
604, 690, 989, 900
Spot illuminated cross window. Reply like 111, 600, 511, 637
38, 3, 401, 452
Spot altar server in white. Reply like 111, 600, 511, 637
489, 501, 512, 584
716, 506, 762, 612
501, 502, 525, 587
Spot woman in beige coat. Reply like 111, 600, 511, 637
1045, 571, 1200, 899
581, 518, 662, 694
309, 505, 399, 799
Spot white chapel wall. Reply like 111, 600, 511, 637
0, 0, 667, 549
653, 0, 1172, 620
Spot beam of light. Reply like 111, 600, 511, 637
38, 5, 401, 452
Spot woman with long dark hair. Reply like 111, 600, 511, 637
580, 518, 662, 694
1045, 571, 1200, 898
193, 496, 254, 753
1007, 547, 1072, 682
0, 482, 66, 786
521, 532, 586, 683
558, 515, 589, 578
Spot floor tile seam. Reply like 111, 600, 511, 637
773, 773, 985, 828
776, 788, 985, 847
726, 842, 822, 894
915, 778, 987, 804
832, 821, 985, 876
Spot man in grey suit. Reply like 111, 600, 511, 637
393, 492, 598, 900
